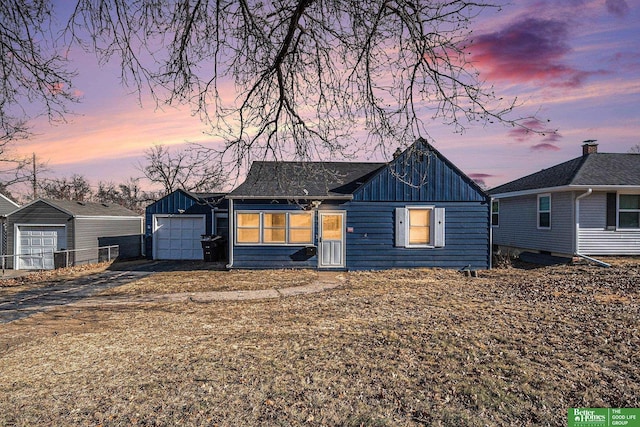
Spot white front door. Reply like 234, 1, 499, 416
318, 211, 345, 269
16, 226, 66, 270
153, 215, 206, 260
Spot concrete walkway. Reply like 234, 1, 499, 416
71, 271, 346, 307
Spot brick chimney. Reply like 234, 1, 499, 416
582, 140, 598, 156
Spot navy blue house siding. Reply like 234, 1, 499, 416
228, 139, 491, 270
231, 202, 319, 269
344, 201, 490, 270
145, 190, 226, 258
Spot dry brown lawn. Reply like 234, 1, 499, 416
97, 268, 319, 296
0, 259, 638, 426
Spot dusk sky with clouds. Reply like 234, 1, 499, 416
15, 0, 640, 192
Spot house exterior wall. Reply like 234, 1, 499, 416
229, 141, 490, 270
344, 200, 489, 270
493, 192, 575, 255
74, 217, 143, 264
5, 201, 74, 269
578, 191, 640, 255
231, 201, 320, 269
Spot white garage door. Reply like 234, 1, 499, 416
153, 215, 205, 260
17, 226, 67, 270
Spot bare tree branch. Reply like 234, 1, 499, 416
138, 144, 225, 195
4, 1, 539, 180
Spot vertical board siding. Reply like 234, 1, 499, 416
354, 150, 486, 202
494, 192, 575, 255
6, 201, 73, 269
345, 201, 490, 270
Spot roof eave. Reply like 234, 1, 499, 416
492, 184, 640, 199
226, 194, 354, 201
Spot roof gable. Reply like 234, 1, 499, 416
0, 193, 20, 216
354, 139, 488, 202
490, 153, 640, 195
228, 161, 386, 199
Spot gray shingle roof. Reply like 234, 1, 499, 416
489, 153, 640, 194
228, 161, 386, 199
43, 199, 140, 216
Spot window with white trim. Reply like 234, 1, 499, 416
537, 194, 551, 229
618, 194, 640, 229
235, 211, 314, 245
395, 206, 445, 248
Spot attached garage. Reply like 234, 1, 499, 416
153, 215, 205, 260
145, 190, 228, 261
6, 199, 143, 270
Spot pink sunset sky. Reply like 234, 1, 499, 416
15, 0, 640, 192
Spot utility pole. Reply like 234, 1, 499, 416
32, 153, 37, 200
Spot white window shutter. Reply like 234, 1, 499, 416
395, 207, 408, 247
434, 208, 445, 247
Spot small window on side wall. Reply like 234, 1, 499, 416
538, 194, 551, 229
395, 206, 445, 248
618, 194, 640, 229
491, 200, 499, 227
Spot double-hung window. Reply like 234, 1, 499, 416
537, 194, 551, 229
236, 211, 314, 244
395, 206, 445, 248
618, 194, 640, 229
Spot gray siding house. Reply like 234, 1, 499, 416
489, 142, 640, 258
6, 199, 143, 270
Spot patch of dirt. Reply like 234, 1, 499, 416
0, 261, 638, 426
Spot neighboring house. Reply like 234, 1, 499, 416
226, 139, 491, 270
0, 193, 20, 257
489, 142, 640, 258
145, 189, 228, 260
6, 199, 143, 270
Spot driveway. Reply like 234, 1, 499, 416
0, 261, 344, 323
0, 269, 154, 323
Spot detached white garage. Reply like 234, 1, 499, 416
152, 215, 206, 260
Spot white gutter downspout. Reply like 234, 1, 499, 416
575, 188, 610, 268
226, 198, 234, 269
